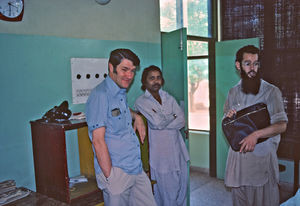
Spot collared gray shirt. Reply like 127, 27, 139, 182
224, 80, 288, 187
134, 89, 190, 173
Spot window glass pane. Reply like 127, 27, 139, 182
188, 59, 209, 130
187, 40, 208, 56
160, 0, 177, 32
160, 0, 211, 37
187, 0, 210, 37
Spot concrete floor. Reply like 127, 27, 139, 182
6, 167, 295, 206
190, 166, 295, 206
190, 167, 232, 206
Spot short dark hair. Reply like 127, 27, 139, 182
235, 45, 260, 63
108, 49, 140, 72
141, 65, 165, 91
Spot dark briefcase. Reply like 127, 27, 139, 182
222, 102, 270, 151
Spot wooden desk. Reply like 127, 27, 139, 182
5, 188, 68, 206
30, 119, 101, 203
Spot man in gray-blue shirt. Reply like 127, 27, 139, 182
86, 49, 156, 206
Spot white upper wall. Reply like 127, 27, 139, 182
0, 0, 161, 43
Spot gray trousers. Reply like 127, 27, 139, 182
151, 154, 188, 206
231, 178, 279, 206
96, 167, 156, 206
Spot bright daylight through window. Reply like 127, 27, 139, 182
160, 0, 211, 130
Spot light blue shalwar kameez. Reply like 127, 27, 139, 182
135, 89, 190, 206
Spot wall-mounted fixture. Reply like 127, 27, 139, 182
0, 0, 24, 22
95, 0, 111, 5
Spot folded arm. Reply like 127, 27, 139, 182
165, 98, 185, 130
135, 97, 184, 130
134, 103, 173, 130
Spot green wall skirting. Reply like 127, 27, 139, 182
279, 159, 300, 185
189, 131, 209, 169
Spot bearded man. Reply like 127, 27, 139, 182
223, 45, 288, 206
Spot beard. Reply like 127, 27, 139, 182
240, 67, 261, 95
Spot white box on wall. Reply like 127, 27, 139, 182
71, 58, 108, 104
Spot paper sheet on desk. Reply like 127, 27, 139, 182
69, 112, 86, 120
69, 175, 88, 188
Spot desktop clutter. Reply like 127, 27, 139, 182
41, 100, 72, 122
0, 180, 30, 205
39, 100, 85, 122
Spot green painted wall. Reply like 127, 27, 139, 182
189, 131, 209, 169
0, 0, 161, 191
0, 33, 161, 191
0, 0, 160, 43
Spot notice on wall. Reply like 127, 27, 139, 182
71, 58, 108, 104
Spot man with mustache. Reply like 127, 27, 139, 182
134, 65, 190, 206
223, 45, 288, 206
86, 49, 156, 206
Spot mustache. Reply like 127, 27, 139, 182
152, 83, 161, 87
247, 70, 257, 76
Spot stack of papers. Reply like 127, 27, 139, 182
0, 180, 30, 205
69, 112, 86, 120
0, 180, 15, 194
69, 175, 88, 187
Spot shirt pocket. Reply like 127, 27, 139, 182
108, 108, 127, 134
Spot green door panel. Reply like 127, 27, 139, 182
161, 29, 188, 105
161, 28, 190, 206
